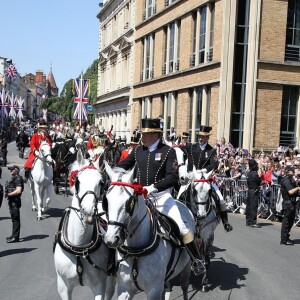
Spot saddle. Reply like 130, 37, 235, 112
156, 211, 182, 247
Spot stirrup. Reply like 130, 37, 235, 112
191, 259, 206, 276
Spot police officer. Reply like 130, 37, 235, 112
185, 125, 233, 232
246, 159, 262, 228
280, 165, 299, 245
5, 165, 24, 243
118, 118, 205, 276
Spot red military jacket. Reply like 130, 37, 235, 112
24, 132, 53, 169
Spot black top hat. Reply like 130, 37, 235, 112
141, 118, 162, 133
130, 136, 139, 144
248, 159, 258, 171
182, 132, 189, 138
197, 125, 212, 136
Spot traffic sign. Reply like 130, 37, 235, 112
87, 105, 93, 112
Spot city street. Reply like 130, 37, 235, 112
0, 142, 300, 300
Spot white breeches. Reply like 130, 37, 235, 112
149, 189, 189, 235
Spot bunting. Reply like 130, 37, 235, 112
4, 64, 18, 80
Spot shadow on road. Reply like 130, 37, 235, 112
0, 248, 38, 258
0, 216, 11, 221
169, 245, 249, 296
43, 207, 65, 218
21, 234, 49, 242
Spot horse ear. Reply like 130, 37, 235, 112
123, 164, 136, 183
204, 170, 213, 180
104, 160, 114, 180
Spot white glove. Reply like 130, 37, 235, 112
69, 147, 75, 154
34, 150, 39, 156
144, 184, 158, 195
94, 147, 103, 155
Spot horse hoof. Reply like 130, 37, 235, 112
37, 216, 43, 221
32, 207, 37, 212
201, 285, 208, 293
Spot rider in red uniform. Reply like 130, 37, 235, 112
24, 121, 53, 181
118, 136, 139, 163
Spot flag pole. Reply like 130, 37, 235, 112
79, 73, 83, 128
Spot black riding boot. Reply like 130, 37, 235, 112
185, 241, 206, 276
220, 210, 233, 232
24, 169, 30, 183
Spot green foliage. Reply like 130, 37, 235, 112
39, 59, 98, 124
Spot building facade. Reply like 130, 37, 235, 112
97, 0, 300, 152
95, 0, 136, 142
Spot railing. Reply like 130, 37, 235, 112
216, 177, 300, 227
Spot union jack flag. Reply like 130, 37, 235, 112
73, 78, 89, 121
1, 88, 9, 116
8, 92, 17, 117
17, 96, 24, 119
4, 64, 18, 80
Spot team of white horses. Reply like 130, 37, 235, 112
29, 140, 219, 299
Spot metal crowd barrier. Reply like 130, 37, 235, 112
216, 177, 300, 227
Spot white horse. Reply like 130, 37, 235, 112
189, 168, 219, 292
29, 141, 54, 220
54, 150, 115, 300
104, 161, 194, 300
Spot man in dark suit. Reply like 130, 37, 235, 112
118, 118, 205, 276
185, 125, 233, 232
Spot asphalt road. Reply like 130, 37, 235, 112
0, 142, 300, 300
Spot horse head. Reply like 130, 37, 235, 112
69, 149, 106, 224
191, 167, 214, 218
103, 160, 138, 248
38, 141, 54, 165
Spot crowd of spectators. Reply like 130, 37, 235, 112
213, 138, 300, 186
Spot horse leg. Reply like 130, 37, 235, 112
34, 184, 43, 220
105, 277, 116, 300
180, 262, 191, 300
57, 274, 73, 300
30, 180, 37, 211
45, 185, 51, 208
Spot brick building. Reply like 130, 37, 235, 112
96, 0, 300, 152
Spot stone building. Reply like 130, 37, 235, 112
97, 0, 300, 152
95, 0, 136, 142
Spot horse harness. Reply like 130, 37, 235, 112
54, 166, 108, 286
106, 180, 185, 291
53, 207, 108, 286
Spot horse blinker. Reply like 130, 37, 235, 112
125, 196, 135, 216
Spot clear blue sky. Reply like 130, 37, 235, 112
1, 0, 101, 94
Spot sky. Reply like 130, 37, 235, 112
1, 0, 102, 94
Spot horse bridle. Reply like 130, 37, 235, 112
106, 178, 148, 237
37, 143, 53, 164
70, 166, 103, 212
192, 177, 215, 217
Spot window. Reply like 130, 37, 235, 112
230, 0, 250, 148
285, 0, 300, 61
144, 0, 155, 19
142, 97, 152, 118
163, 20, 181, 74
280, 86, 298, 145
199, 6, 207, 64
142, 33, 155, 80
191, 3, 215, 66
